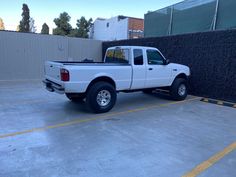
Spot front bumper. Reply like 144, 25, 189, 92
42, 79, 65, 94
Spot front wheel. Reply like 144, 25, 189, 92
86, 82, 117, 113
170, 78, 188, 101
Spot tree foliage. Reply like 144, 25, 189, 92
0, 18, 5, 30
76, 16, 93, 38
69, 17, 93, 38
41, 23, 49, 34
19, 4, 30, 32
53, 12, 72, 36
52, 12, 92, 38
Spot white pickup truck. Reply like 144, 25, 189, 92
43, 46, 190, 113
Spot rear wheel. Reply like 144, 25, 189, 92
65, 93, 85, 102
86, 82, 117, 113
170, 78, 188, 101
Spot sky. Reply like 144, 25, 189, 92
0, 0, 183, 33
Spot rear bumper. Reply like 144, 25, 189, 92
43, 79, 65, 94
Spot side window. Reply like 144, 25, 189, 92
133, 49, 143, 65
147, 50, 164, 65
105, 49, 129, 64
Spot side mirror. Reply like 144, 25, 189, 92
164, 59, 170, 65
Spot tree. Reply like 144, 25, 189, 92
41, 23, 49, 34
0, 18, 5, 30
70, 16, 92, 38
77, 17, 93, 38
19, 4, 30, 32
29, 17, 36, 33
68, 29, 79, 37
53, 12, 72, 36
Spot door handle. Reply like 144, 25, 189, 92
149, 68, 153, 71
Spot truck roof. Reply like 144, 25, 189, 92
107, 46, 158, 50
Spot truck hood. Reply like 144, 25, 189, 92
169, 63, 189, 69
168, 63, 190, 76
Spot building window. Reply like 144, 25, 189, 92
129, 30, 144, 39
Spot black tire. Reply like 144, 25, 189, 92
142, 89, 154, 94
66, 93, 85, 102
86, 82, 117, 113
170, 78, 188, 101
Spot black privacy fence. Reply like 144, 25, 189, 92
103, 29, 236, 102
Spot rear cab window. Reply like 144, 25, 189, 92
105, 48, 129, 64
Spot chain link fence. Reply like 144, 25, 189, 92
145, 0, 236, 37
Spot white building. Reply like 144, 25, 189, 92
90, 16, 144, 41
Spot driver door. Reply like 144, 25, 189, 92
145, 49, 172, 88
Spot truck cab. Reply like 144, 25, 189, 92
104, 46, 189, 90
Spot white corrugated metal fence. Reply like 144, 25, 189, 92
0, 31, 102, 80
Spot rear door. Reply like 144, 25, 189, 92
145, 49, 172, 88
131, 49, 146, 89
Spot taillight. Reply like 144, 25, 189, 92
60, 69, 70, 81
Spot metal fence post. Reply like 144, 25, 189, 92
212, 0, 220, 30
168, 5, 174, 35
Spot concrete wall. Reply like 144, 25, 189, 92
0, 31, 102, 80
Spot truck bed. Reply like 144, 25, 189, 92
44, 61, 133, 93
54, 61, 130, 66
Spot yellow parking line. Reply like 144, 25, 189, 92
182, 142, 236, 177
0, 97, 199, 139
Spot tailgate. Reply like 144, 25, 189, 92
44, 61, 63, 83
